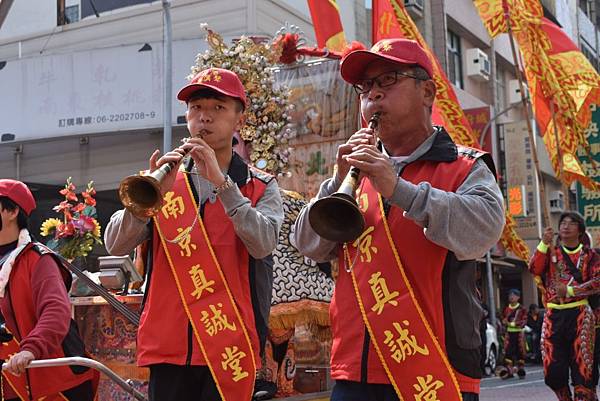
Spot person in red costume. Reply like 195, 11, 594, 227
498, 288, 527, 379
529, 211, 600, 401
0, 179, 97, 400
293, 38, 505, 401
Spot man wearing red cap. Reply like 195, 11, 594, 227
293, 39, 504, 401
105, 67, 283, 401
0, 179, 97, 400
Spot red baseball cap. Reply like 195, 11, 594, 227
340, 38, 433, 84
0, 179, 36, 216
177, 67, 247, 107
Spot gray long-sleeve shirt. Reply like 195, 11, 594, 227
293, 129, 505, 262
105, 163, 283, 260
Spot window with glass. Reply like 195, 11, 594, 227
447, 31, 464, 89
581, 40, 599, 71
65, 5, 80, 24
580, 0, 593, 17
495, 65, 506, 112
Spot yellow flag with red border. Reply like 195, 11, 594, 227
474, 0, 600, 191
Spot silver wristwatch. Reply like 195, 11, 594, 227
212, 175, 234, 195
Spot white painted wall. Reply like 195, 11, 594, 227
0, 0, 317, 61
0, 0, 55, 41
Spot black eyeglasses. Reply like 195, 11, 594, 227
559, 220, 579, 228
353, 70, 424, 95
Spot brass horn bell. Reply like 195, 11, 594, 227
308, 112, 380, 243
308, 169, 365, 243
118, 164, 174, 219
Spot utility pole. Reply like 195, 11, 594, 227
162, 0, 173, 153
479, 101, 521, 327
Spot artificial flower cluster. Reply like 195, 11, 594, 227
40, 178, 102, 260
189, 25, 295, 175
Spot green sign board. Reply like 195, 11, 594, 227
577, 104, 600, 248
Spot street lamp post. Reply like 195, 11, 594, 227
479, 101, 522, 327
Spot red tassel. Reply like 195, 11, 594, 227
274, 33, 301, 64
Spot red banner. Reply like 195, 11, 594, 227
307, 0, 347, 52
464, 106, 493, 153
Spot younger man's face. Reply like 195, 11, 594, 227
186, 95, 245, 152
509, 293, 519, 304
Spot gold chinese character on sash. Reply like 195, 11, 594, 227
352, 226, 378, 263
369, 272, 399, 315
357, 193, 369, 213
189, 264, 215, 300
161, 191, 185, 219
221, 346, 249, 382
201, 303, 236, 336
383, 320, 429, 363
175, 227, 197, 257
413, 374, 444, 401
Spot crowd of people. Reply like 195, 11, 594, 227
0, 37, 598, 401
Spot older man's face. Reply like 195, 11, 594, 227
358, 60, 434, 145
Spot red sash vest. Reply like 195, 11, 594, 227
331, 152, 479, 393
137, 172, 268, 367
0, 244, 96, 399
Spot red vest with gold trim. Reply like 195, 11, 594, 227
330, 152, 479, 392
137, 172, 268, 367
0, 244, 96, 400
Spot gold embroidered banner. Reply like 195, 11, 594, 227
474, 0, 600, 190
500, 214, 531, 261
344, 180, 462, 401
154, 171, 256, 401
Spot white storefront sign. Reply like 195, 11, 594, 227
0, 39, 207, 142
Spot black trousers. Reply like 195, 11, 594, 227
542, 307, 596, 400
330, 380, 479, 401
504, 331, 526, 368
149, 364, 222, 401
6, 379, 94, 401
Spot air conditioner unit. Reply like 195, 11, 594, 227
466, 48, 490, 81
404, 0, 424, 18
508, 79, 529, 104
549, 190, 565, 213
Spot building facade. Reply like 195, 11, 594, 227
0, 0, 598, 313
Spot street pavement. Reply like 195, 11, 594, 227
480, 365, 556, 400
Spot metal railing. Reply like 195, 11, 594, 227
2, 357, 147, 401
